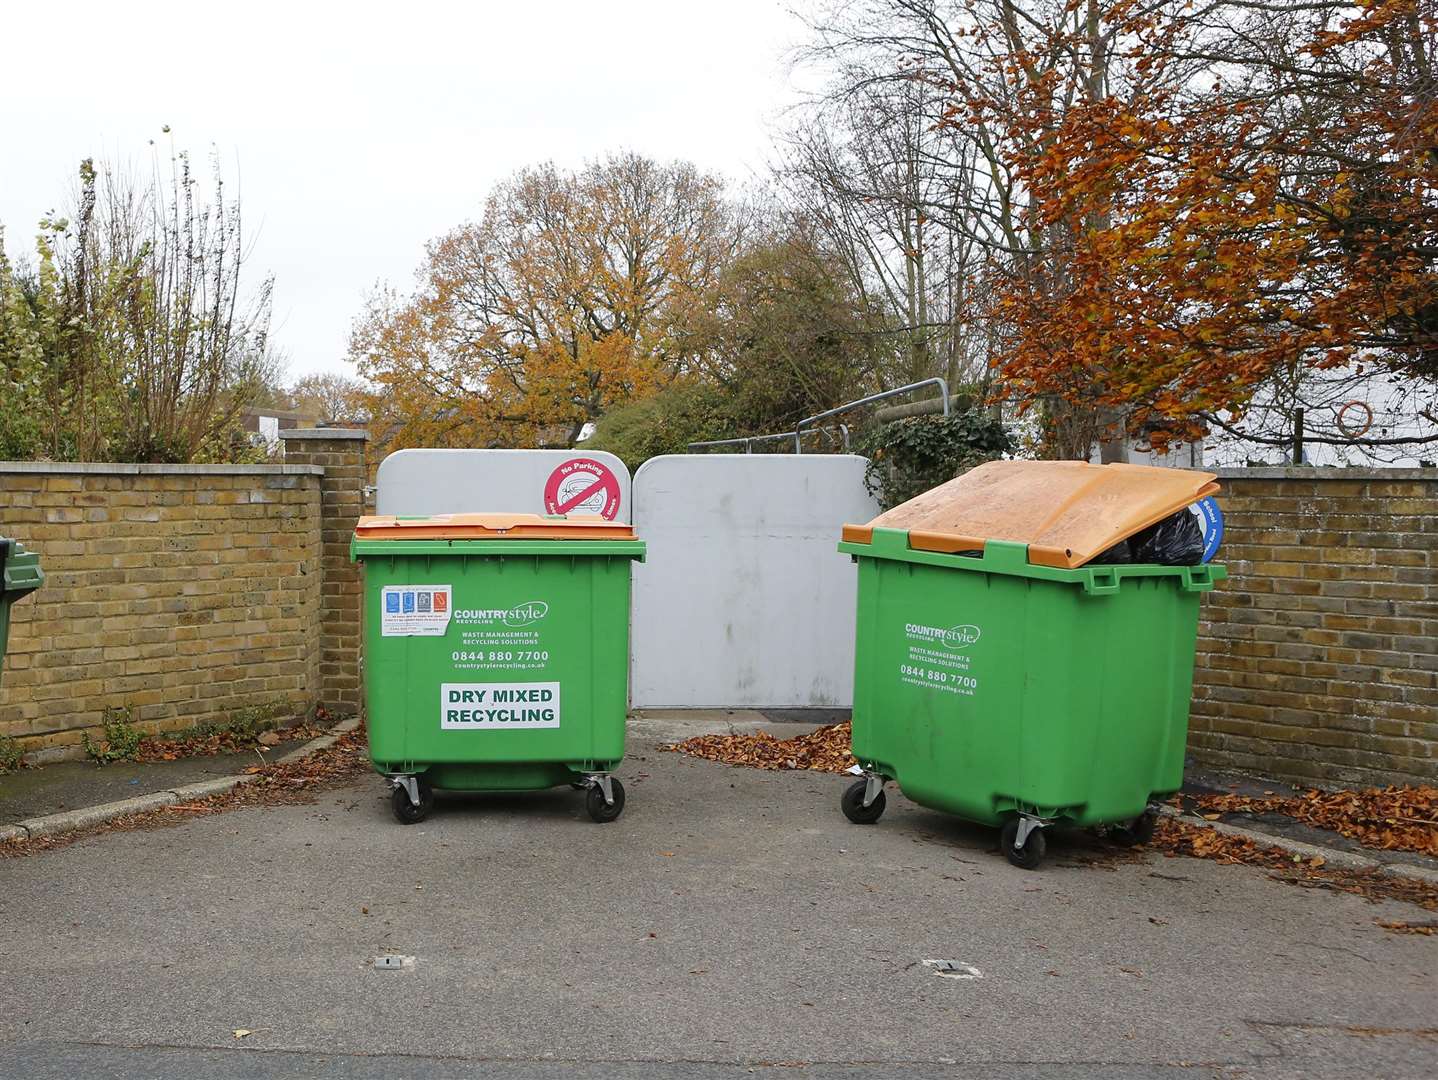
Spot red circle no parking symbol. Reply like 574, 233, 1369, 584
543, 458, 623, 520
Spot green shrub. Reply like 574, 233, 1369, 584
585, 381, 735, 471
82, 706, 144, 765
856, 411, 1013, 510
0, 734, 23, 773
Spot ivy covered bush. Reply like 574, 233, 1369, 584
856, 411, 1012, 509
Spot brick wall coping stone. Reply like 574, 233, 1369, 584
1215, 466, 1438, 481
0, 462, 323, 477
279, 428, 369, 441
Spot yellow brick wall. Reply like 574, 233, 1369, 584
0, 465, 324, 760
1191, 468, 1438, 788
279, 432, 367, 714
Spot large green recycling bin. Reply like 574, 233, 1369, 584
837, 462, 1225, 870
1, 537, 44, 683
351, 513, 645, 825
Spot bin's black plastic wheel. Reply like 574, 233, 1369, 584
390, 780, 434, 825
1110, 809, 1157, 847
585, 778, 625, 823
1000, 817, 1046, 870
841, 779, 886, 825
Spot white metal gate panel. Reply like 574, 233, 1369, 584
375, 448, 632, 521
630, 454, 880, 708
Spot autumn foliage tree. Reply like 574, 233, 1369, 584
790, 0, 1198, 457
978, 0, 1438, 453
351, 154, 742, 452
586, 224, 894, 466
286, 372, 368, 424
785, 0, 1435, 459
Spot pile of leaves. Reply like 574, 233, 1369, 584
1195, 785, 1438, 857
1150, 815, 1438, 917
662, 722, 857, 773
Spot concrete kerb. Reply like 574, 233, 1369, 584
1156, 803, 1438, 886
626, 709, 775, 742
2, 716, 362, 845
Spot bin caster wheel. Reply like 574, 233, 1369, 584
841, 779, 886, 825
391, 780, 434, 825
1000, 817, 1046, 870
586, 778, 625, 823
1110, 809, 1157, 847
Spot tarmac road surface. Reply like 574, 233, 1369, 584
3, 725, 1434, 1079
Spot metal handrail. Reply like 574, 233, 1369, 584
793, 378, 949, 453
687, 430, 800, 454
688, 380, 947, 454
688, 424, 853, 454
686, 436, 759, 452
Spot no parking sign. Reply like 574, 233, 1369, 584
543, 457, 623, 520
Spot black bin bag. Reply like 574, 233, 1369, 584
1092, 508, 1204, 566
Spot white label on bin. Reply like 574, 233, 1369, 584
380, 585, 453, 636
440, 682, 560, 729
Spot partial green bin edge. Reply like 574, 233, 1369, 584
1, 538, 45, 597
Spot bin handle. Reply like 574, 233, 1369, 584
1180, 565, 1216, 592
977, 540, 1029, 571
1082, 567, 1122, 596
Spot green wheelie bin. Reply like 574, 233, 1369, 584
351, 513, 645, 824
836, 461, 1226, 869
1, 537, 44, 684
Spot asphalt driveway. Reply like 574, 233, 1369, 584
2, 722, 1434, 1079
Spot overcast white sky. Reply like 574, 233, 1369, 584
1, 0, 809, 380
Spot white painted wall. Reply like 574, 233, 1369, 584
630, 454, 880, 708
375, 448, 632, 521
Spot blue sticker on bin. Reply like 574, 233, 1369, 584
1190, 497, 1223, 563
385, 592, 400, 613
402, 592, 415, 613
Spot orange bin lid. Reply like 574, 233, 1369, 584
354, 513, 637, 541
842, 460, 1218, 569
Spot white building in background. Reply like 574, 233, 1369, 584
1099, 366, 1438, 470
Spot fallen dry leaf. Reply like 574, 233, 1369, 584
132, 722, 326, 764
662, 723, 857, 773
1375, 919, 1438, 936
232, 1029, 251, 1039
